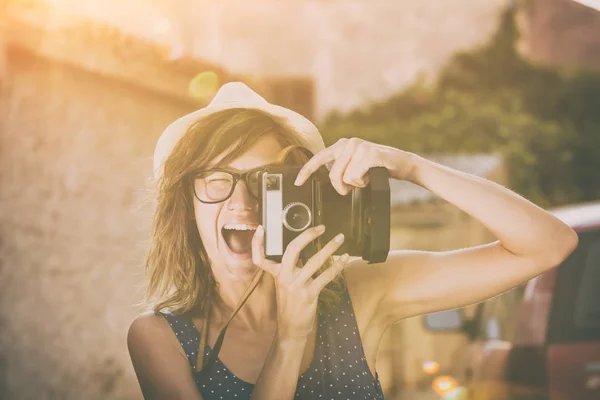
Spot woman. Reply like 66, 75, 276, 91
127, 82, 578, 400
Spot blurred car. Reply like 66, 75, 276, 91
423, 200, 600, 400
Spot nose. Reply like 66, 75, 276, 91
226, 179, 256, 211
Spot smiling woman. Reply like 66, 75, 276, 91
127, 84, 369, 400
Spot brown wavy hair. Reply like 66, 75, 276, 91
144, 108, 344, 317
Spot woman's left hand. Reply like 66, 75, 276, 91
294, 138, 416, 195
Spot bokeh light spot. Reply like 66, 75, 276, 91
189, 71, 219, 101
432, 376, 459, 396
422, 360, 440, 375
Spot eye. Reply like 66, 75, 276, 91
208, 178, 230, 183
199, 171, 233, 183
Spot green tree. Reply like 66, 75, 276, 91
319, 6, 600, 207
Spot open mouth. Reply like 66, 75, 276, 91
221, 224, 258, 255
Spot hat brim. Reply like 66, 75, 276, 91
153, 100, 325, 182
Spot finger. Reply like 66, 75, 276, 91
342, 155, 373, 188
309, 253, 350, 295
328, 142, 355, 195
344, 142, 387, 188
251, 225, 280, 276
293, 233, 345, 284
280, 225, 327, 278
294, 145, 338, 186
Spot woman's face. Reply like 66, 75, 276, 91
193, 135, 284, 281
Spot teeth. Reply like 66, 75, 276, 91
223, 224, 258, 231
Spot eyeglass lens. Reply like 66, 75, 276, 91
194, 170, 261, 202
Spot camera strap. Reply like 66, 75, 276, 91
195, 268, 264, 373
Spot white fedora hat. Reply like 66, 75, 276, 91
153, 82, 325, 181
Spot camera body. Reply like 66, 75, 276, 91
258, 165, 390, 264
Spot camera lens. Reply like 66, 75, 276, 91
283, 202, 312, 232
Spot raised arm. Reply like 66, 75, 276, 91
349, 151, 577, 327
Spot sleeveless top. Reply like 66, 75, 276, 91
159, 280, 386, 399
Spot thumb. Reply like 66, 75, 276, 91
252, 225, 279, 276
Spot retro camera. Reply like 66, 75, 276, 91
257, 163, 390, 264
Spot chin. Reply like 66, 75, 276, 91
215, 231, 258, 280
209, 249, 258, 282
224, 263, 259, 281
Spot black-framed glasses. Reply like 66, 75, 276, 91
189, 167, 264, 204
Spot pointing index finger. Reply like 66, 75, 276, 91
294, 148, 335, 186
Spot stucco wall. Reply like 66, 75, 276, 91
0, 47, 193, 399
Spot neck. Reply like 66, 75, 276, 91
211, 270, 277, 332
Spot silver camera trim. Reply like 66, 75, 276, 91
282, 202, 312, 232
263, 173, 283, 256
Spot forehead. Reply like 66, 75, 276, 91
209, 135, 284, 171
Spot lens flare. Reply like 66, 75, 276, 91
189, 71, 220, 101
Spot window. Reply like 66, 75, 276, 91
512, 270, 557, 346
476, 285, 526, 341
575, 236, 600, 329
548, 229, 600, 343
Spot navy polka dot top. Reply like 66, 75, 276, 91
160, 280, 385, 399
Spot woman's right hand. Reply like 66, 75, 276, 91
252, 224, 349, 339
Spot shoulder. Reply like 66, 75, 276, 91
127, 311, 204, 399
128, 310, 172, 339
128, 311, 168, 337
127, 310, 191, 363
127, 311, 168, 351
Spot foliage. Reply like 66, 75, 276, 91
319, 6, 600, 207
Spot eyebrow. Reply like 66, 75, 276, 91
213, 162, 282, 174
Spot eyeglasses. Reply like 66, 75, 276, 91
190, 167, 264, 204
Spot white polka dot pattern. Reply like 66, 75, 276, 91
160, 279, 385, 399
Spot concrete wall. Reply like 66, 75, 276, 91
0, 47, 190, 399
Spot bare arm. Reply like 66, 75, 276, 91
249, 225, 350, 399
350, 152, 578, 327
249, 335, 309, 400
127, 312, 204, 400
407, 154, 577, 266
